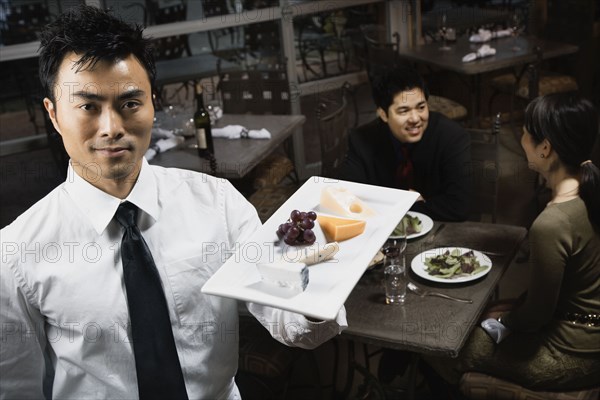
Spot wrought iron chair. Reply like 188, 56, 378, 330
297, 12, 349, 81
316, 82, 351, 179
466, 113, 501, 223
489, 0, 591, 123
243, 20, 281, 66
130, 0, 191, 60
152, 1, 192, 60
0, 2, 52, 134
218, 67, 291, 116
459, 372, 600, 400
489, 46, 578, 128
204, 0, 245, 64
242, 81, 357, 221
219, 64, 298, 222
361, 27, 468, 122
0, 1, 52, 45
2, 58, 46, 136
235, 315, 326, 399
150, 1, 194, 102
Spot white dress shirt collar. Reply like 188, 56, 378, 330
64, 158, 160, 234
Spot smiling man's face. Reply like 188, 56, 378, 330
377, 87, 429, 144
44, 53, 154, 195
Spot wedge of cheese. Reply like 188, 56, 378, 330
256, 261, 308, 292
317, 214, 366, 242
320, 186, 375, 219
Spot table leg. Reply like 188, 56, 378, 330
339, 340, 355, 399
406, 353, 421, 400
469, 74, 482, 128
338, 340, 387, 399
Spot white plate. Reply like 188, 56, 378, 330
411, 247, 492, 283
201, 176, 420, 320
389, 211, 434, 240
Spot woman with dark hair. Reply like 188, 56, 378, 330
522, 93, 600, 228
424, 93, 600, 392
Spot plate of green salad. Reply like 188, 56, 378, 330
411, 247, 492, 283
389, 211, 434, 240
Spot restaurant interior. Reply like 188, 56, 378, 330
1, 0, 599, 399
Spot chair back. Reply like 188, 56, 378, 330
467, 113, 501, 223
203, 0, 245, 64
0, 2, 52, 45
152, 1, 191, 60
154, 1, 186, 24
317, 83, 351, 178
218, 66, 291, 115
153, 35, 191, 60
362, 28, 402, 83
525, 45, 543, 100
244, 21, 281, 64
296, 13, 349, 79
460, 372, 600, 400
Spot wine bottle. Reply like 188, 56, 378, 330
193, 83, 214, 157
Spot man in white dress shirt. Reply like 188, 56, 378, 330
0, 5, 346, 399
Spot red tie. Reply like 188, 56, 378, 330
395, 145, 413, 190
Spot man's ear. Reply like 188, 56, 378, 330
43, 98, 61, 135
376, 107, 388, 123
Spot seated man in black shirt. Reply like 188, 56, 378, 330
340, 67, 472, 221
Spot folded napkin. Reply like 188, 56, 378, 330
462, 44, 496, 63
145, 136, 185, 161
212, 125, 272, 140
469, 28, 512, 43
481, 318, 511, 344
151, 126, 176, 140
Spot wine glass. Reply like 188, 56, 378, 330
438, 13, 451, 51
510, 12, 523, 51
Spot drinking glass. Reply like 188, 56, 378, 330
438, 13, 451, 51
510, 12, 523, 51
383, 237, 408, 305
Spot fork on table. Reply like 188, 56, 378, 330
407, 282, 473, 303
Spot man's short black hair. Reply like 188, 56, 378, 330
371, 67, 430, 113
38, 5, 156, 102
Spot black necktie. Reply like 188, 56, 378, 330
115, 202, 188, 399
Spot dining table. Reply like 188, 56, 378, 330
149, 113, 306, 179
340, 220, 528, 399
400, 35, 579, 126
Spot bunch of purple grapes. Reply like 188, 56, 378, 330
277, 210, 317, 245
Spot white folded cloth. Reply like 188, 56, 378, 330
151, 126, 176, 140
247, 128, 271, 139
469, 28, 512, 43
462, 44, 496, 63
144, 136, 185, 161
212, 125, 272, 140
481, 318, 511, 344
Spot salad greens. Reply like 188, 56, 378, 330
424, 249, 489, 279
393, 214, 422, 236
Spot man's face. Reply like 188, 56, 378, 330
44, 53, 154, 191
377, 87, 429, 144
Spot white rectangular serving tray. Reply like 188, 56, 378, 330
201, 177, 419, 320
